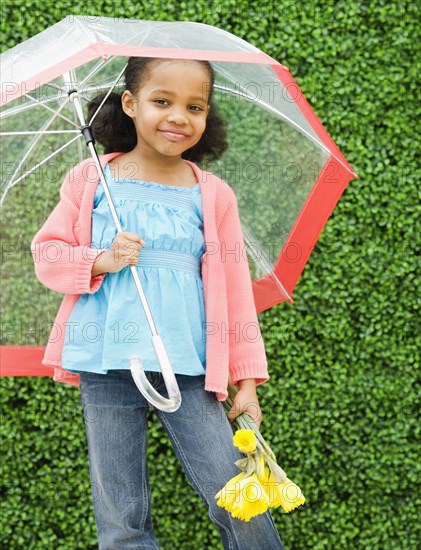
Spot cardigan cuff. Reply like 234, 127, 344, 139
75, 248, 107, 294
52, 366, 80, 387
230, 359, 269, 388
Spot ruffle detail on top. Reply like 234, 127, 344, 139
62, 163, 207, 376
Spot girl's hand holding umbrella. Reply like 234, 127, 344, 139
92, 232, 145, 276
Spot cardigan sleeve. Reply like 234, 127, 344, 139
30, 166, 106, 295
217, 192, 269, 388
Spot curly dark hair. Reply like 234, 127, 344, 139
87, 57, 228, 164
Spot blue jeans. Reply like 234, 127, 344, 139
79, 370, 285, 550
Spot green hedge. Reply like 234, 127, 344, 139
1, 1, 419, 549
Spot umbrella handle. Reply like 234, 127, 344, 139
130, 335, 182, 412
68, 88, 182, 412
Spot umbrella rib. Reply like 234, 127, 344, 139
0, 97, 64, 119
88, 61, 128, 126
3, 96, 75, 197
60, 58, 114, 103
0, 94, 79, 129
214, 84, 351, 173
79, 57, 112, 89
0, 134, 82, 208
1, 130, 79, 135
26, 93, 80, 128
1, 59, 125, 205
43, 82, 66, 93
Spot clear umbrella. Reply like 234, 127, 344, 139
0, 16, 358, 410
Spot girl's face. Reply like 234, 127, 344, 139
122, 60, 211, 160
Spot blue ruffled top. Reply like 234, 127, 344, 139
62, 163, 206, 375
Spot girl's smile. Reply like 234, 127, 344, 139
157, 128, 191, 141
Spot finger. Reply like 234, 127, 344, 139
122, 242, 141, 255
128, 250, 140, 262
122, 232, 143, 244
128, 242, 141, 252
226, 404, 240, 423
227, 413, 237, 423
244, 408, 262, 426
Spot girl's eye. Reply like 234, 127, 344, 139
153, 100, 204, 111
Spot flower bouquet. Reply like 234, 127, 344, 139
215, 379, 306, 522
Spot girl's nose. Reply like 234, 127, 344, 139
166, 111, 188, 125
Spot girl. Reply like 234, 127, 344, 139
31, 57, 284, 550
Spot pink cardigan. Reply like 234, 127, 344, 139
31, 152, 269, 401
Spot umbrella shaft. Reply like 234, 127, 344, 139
68, 90, 159, 338
86, 142, 159, 338
67, 89, 181, 410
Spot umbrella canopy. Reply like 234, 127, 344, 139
0, 16, 357, 376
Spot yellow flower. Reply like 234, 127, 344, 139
216, 473, 271, 522
257, 454, 270, 483
232, 429, 257, 453
215, 472, 245, 510
263, 474, 306, 513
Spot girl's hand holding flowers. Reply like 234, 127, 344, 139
216, 378, 306, 522
92, 231, 145, 276
226, 378, 263, 429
